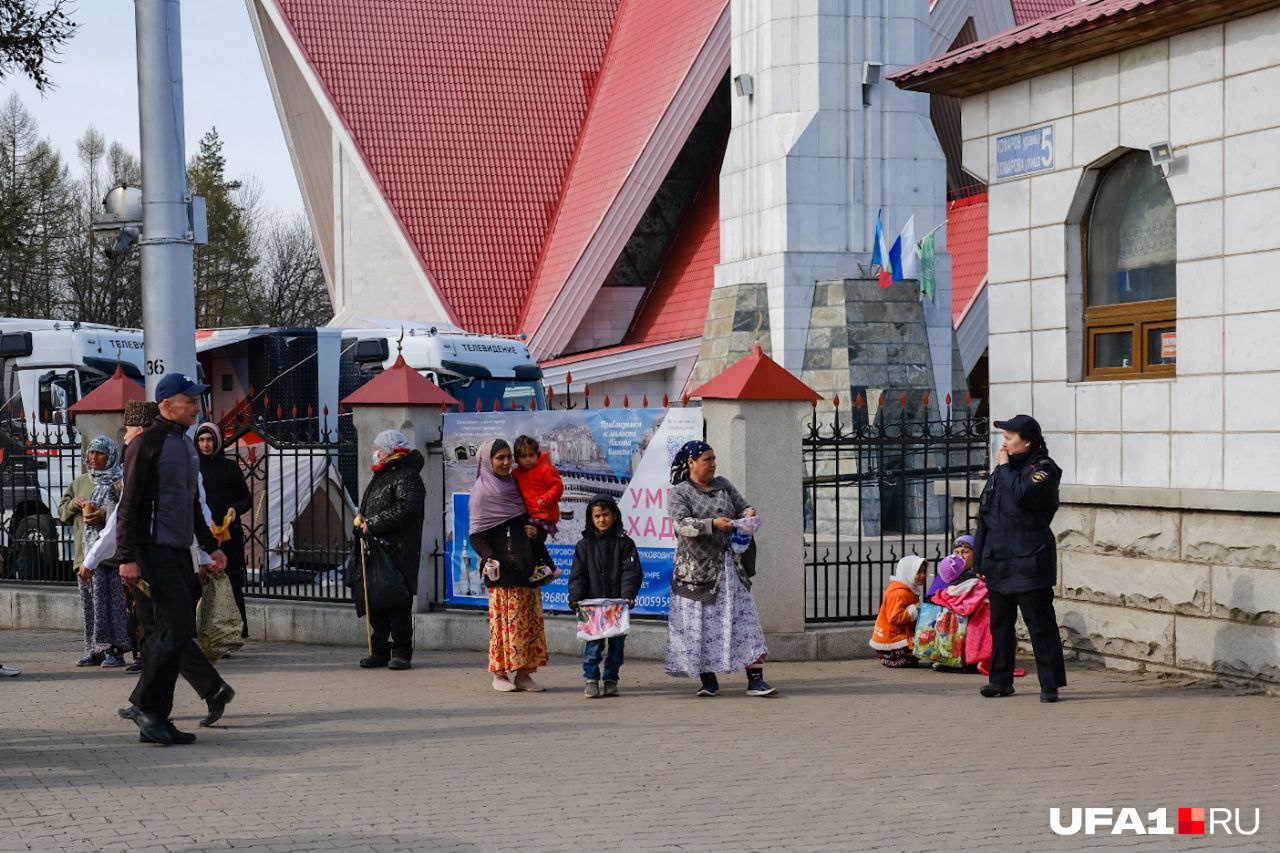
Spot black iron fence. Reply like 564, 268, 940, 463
0, 417, 82, 584
224, 412, 356, 603
803, 394, 989, 623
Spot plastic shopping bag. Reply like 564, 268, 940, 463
912, 601, 967, 668
729, 514, 760, 554
574, 598, 631, 641
197, 572, 245, 662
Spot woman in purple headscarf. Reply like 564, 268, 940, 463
469, 438, 550, 692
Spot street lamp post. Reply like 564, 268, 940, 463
134, 0, 198, 397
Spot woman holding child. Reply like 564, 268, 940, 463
664, 440, 775, 697
469, 438, 550, 692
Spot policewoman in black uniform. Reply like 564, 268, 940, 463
973, 414, 1067, 703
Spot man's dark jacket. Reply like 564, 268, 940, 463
116, 416, 217, 563
973, 446, 1062, 595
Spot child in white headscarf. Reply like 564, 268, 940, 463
870, 555, 926, 668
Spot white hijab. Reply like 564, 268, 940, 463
892, 555, 925, 597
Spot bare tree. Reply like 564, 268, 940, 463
0, 0, 76, 92
252, 214, 332, 327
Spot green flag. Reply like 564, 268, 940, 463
918, 231, 936, 302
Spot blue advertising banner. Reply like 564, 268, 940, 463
443, 407, 703, 616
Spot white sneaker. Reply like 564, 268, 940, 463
0, 664, 20, 677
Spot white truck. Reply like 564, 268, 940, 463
0, 317, 543, 580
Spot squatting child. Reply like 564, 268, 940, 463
568, 496, 642, 698
869, 555, 927, 668
511, 434, 565, 584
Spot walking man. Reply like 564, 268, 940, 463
117, 375, 229, 745
973, 414, 1068, 703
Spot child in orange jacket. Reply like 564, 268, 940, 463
512, 435, 565, 585
870, 555, 926, 668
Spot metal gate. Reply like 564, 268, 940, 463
803, 394, 988, 622
0, 416, 81, 584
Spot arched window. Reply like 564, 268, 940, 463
1084, 150, 1176, 378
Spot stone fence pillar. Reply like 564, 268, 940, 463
692, 345, 821, 646
343, 356, 458, 612
67, 365, 145, 454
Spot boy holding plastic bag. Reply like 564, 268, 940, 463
569, 497, 641, 698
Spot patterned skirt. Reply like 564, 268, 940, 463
79, 565, 131, 655
665, 555, 768, 678
488, 585, 549, 674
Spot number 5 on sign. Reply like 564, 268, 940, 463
1040, 126, 1054, 168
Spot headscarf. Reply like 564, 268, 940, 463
468, 438, 528, 534
953, 534, 975, 551
927, 551, 978, 597
372, 429, 413, 471
84, 435, 122, 551
669, 440, 712, 486
195, 421, 224, 457
892, 555, 925, 597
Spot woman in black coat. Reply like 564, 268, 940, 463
356, 430, 426, 670
196, 422, 253, 638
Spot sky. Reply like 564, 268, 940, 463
2, 0, 303, 216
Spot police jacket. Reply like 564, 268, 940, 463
973, 446, 1061, 594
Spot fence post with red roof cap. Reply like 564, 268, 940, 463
690, 345, 822, 643
342, 355, 460, 612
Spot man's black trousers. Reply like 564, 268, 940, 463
988, 586, 1067, 692
129, 544, 222, 716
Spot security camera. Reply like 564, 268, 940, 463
105, 226, 141, 259
1148, 142, 1173, 178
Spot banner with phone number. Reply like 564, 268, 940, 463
442, 407, 703, 616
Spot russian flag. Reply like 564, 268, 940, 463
871, 209, 893, 289
889, 216, 917, 282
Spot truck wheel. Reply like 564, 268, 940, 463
12, 513, 61, 581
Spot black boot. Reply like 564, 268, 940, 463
697, 672, 719, 697
745, 667, 777, 697
134, 711, 174, 746
201, 683, 234, 727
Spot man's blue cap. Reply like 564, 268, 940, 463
154, 373, 211, 403
993, 413, 1043, 443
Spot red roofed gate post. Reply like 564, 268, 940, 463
67, 365, 146, 455
691, 346, 821, 649
343, 357, 459, 613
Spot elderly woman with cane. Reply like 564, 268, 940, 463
665, 440, 775, 697
468, 438, 550, 692
355, 430, 426, 671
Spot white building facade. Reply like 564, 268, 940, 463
897, 1, 1280, 689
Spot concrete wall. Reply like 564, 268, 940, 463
963, 8, 1280, 491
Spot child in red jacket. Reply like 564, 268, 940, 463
512, 435, 564, 585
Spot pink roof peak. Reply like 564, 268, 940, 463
692, 345, 822, 405
68, 365, 145, 415
341, 355, 460, 407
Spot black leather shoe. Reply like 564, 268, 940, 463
388, 657, 412, 670
200, 683, 234, 727
359, 656, 389, 669
118, 705, 140, 721
980, 683, 1016, 698
1040, 689, 1060, 703
134, 711, 174, 745
165, 720, 197, 744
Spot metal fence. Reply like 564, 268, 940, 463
0, 417, 82, 584
803, 394, 989, 623
225, 412, 356, 603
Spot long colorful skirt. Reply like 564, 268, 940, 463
665, 556, 768, 678
79, 566, 131, 655
488, 586, 549, 674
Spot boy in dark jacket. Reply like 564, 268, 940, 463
569, 496, 641, 698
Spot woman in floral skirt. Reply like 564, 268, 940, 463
665, 440, 776, 697
468, 438, 550, 692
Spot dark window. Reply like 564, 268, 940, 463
1084, 150, 1176, 378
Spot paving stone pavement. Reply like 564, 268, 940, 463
1, 628, 1277, 852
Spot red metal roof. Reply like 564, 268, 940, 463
691, 345, 822, 404
274, 0, 621, 334
947, 193, 989, 327
68, 366, 145, 415
520, 0, 728, 335
624, 143, 723, 347
341, 355, 460, 407
1012, 0, 1081, 25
